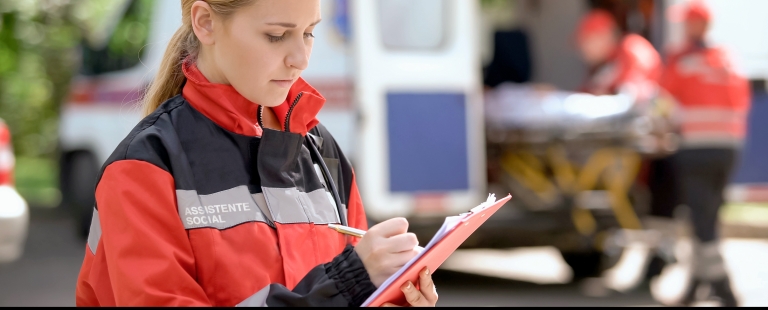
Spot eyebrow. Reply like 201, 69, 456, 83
266, 19, 322, 28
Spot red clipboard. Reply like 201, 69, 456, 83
363, 194, 512, 307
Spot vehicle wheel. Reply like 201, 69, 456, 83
562, 251, 605, 279
62, 152, 99, 239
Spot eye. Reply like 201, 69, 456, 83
267, 34, 285, 43
304, 32, 315, 39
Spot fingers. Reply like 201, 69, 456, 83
387, 233, 419, 253
381, 303, 401, 307
401, 268, 438, 307
370, 218, 409, 238
419, 268, 438, 305
401, 281, 425, 306
385, 250, 420, 272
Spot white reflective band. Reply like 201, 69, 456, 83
176, 186, 270, 230
262, 187, 341, 224
251, 193, 273, 222
681, 107, 746, 124
0, 145, 14, 172
87, 208, 101, 255
236, 285, 270, 307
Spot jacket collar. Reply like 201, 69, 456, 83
181, 61, 325, 137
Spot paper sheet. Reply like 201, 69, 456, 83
361, 194, 497, 306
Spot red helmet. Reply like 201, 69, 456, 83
685, 0, 711, 22
668, 0, 712, 23
575, 9, 618, 44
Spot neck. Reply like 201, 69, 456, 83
195, 52, 229, 85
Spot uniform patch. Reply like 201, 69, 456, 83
176, 185, 271, 230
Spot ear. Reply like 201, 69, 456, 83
191, 1, 216, 46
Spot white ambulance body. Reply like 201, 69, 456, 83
58, 0, 484, 236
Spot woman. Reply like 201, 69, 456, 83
75, 0, 437, 306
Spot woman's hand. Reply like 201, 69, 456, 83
382, 268, 439, 307
354, 218, 420, 287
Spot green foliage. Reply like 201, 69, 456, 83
15, 156, 59, 208
0, 0, 132, 206
0, 0, 126, 160
108, 0, 151, 57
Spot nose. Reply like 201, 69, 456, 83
285, 37, 310, 71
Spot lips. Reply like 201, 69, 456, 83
271, 79, 295, 88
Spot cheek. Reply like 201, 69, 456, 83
223, 34, 272, 80
580, 44, 598, 60
220, 34, 287, 105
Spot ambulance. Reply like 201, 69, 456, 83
59, 0, 768, 280
58, 0, 486, 239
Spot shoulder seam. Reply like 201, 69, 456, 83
102, 158, 173, 175
122, 96, 186, 160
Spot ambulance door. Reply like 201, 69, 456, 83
302, 0, 357, 159
350, 0, 485, 221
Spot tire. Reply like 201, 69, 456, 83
562, 251, 605, 279
62, 152, 99, 239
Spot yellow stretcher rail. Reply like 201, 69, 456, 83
500, 145, 644, 237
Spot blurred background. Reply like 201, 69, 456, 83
1, 0, 767, 306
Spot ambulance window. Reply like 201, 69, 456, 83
79, 0, 153, 76
378, 0, 448, 50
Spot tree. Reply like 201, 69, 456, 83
0, 0, 115, 159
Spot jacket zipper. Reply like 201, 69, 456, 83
283, 92, 304, 132
257, 106, 265, 129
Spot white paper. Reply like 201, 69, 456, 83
361, 194, 498, 306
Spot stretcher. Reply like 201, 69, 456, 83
484, 84, 679, 240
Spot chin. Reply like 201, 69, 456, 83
258, 99, 284, 108
246, 92, 287, 108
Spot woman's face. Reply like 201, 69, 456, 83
198, 0, 321, 107
685, 18, 708, 43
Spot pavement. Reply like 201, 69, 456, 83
0, 206, 766, 306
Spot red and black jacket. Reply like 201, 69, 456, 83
661, 43, 751, 149
75, 63, 374, 306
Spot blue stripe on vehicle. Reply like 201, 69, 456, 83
732, 92, 768, 184
386, 92, 469, 192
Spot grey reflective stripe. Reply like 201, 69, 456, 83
262, 187, 341, 224
87, 208, 101, 255
176, 185, 270, 230
313, 164, 328, 190
251, 193, 273, 223
307, 132, 324, 149
306, 189, 341, 224
236, 285, 270, 307
339, 204, 348, 225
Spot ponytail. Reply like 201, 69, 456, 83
141, 26, 197, 116
141, 0, 255, 116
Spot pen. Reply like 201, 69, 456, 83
328, 224, 425, 253
328, 224, 366, 238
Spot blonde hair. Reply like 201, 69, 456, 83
141, 0, 255, 116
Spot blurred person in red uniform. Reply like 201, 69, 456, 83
657, 1, 749, 306
575, 9, 662, 101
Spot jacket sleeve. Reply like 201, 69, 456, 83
341, 155, 369, 246
87, 159, 377, 307
88, 160, 212, 306
310, 125, 369, 245
237, 136, 376, 306
237, 244, 376, 307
